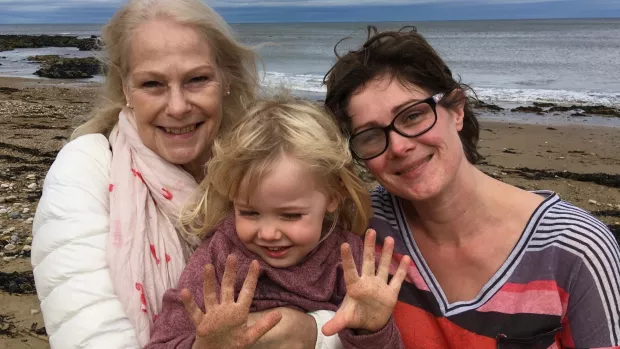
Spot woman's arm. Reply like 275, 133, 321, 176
31, 134, 140, 349
247, 309, 344, 349
558, 222, 620, 348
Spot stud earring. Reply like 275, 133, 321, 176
226, 90, 231, 96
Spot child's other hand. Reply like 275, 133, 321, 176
321, 229, 411, 336
181, 255, 282, 349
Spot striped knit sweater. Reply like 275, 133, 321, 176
370, 187, 620, 349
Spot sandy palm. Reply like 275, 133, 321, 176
322, 229, 411, 335
181, 255, 282, 349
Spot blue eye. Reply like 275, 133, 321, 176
142, 81, 162, 88
281, 213, 302, 220
189, 76, 208, 84
238, 210, 258, 217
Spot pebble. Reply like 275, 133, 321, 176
26, 237, 33, 244
0, 197, 5, 203
26, 174, 36, 180
588, 199, 598, 205
30, 309, 40, 315
10, 234, 18, 243
3, 256, 16, 262
5, 227, 15, 233
3, 243, 16, 251
8, 212, 20, 219
22, 245, 32, 252
27, 183, 37, 189
0, 184, 9, 188
22, 208, 30, 214
5, 195, 16, 201
0, 208, 7, 214
25, 217, 34, 224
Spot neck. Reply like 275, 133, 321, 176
402, 162, 500, 245
182, 152, 210, 182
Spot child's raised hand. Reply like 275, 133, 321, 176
180, 255, 282, 349
322, 229, 411, 336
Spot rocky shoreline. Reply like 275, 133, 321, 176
0, 35, 99, 52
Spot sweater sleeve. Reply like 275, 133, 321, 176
336, 232, 405, 349
145, 239, 215, 348
31, 134, 141, 349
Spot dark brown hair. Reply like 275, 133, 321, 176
323, 26, 482, 165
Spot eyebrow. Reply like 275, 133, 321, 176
131, 64, 216, 79
391, 97, 423, 115
351, 97, 423, 134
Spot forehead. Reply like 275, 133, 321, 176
128, 18, 215, 72
236, 155, 324, 205
347, 76, 429, 126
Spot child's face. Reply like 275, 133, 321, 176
233, 154, 338, 268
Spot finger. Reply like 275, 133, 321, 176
341, 243, 360, 285
202, 264, 219, 309
246, 310, 282, 345
389, 255, 411, 292
361, 229, 377, 276
238, 260, 260, 308
221, 254, 238, 303
321, 310, 349, 336
181, 288, 204, 325
377, 237, 395, 282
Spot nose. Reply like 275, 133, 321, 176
257, 222, 282, 241
387, 130, 416, 158
165, 85, 191, 119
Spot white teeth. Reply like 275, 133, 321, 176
163, 124, 197, 135
267, 247, 285, 251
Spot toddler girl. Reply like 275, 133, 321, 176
146, 96, 410, 349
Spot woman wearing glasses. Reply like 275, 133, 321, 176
323, 27, 620, 348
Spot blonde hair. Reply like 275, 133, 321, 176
72, 0, 258, 139
180, 95, 372, 238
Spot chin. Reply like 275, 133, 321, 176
163, 147, 204, 166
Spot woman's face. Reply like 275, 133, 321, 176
347, 76, 466, 202
124, 18, 224, 171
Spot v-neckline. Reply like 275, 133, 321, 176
391, 190, 559, 316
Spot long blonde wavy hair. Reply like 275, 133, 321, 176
180, 95, 372, 239
72, 0, 258, 139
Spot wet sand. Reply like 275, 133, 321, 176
0, 76, 618, 349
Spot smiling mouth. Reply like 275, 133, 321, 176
264, 246, 291, 251
395, 154, 433, 176
159, 122, 204, 135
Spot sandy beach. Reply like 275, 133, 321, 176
0, 76, 619, 349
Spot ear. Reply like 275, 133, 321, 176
448, 89, 466, 132
326, 194, 340, 214
122, 80, 131, 106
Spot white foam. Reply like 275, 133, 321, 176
260, 71, 620, 106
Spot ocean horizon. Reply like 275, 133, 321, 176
1, 18, 620, 106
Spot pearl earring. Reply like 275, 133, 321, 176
226, 90, 231, 96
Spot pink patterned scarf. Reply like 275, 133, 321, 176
108, 108, 201, 346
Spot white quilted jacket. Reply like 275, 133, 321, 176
32, 134, 141, 349
31, 134, 341, 349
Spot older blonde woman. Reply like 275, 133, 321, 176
31, 1, 335, 348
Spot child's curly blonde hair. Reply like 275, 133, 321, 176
180, 95, 372, 239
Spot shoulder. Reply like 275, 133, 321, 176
53, 133, 111, 170
533, 196, 620, 282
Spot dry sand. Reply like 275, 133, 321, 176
0, 76, 619, 349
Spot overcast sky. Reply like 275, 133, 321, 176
0, 0, 619, 24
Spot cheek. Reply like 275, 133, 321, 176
364, 157, 388, 179
234, 218, 255, 242
289, 220, 322, 245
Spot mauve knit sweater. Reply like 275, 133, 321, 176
146, 215, 403, 348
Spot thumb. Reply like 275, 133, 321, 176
321, 311, 349, 336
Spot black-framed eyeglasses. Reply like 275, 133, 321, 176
349, 93, 444, 160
